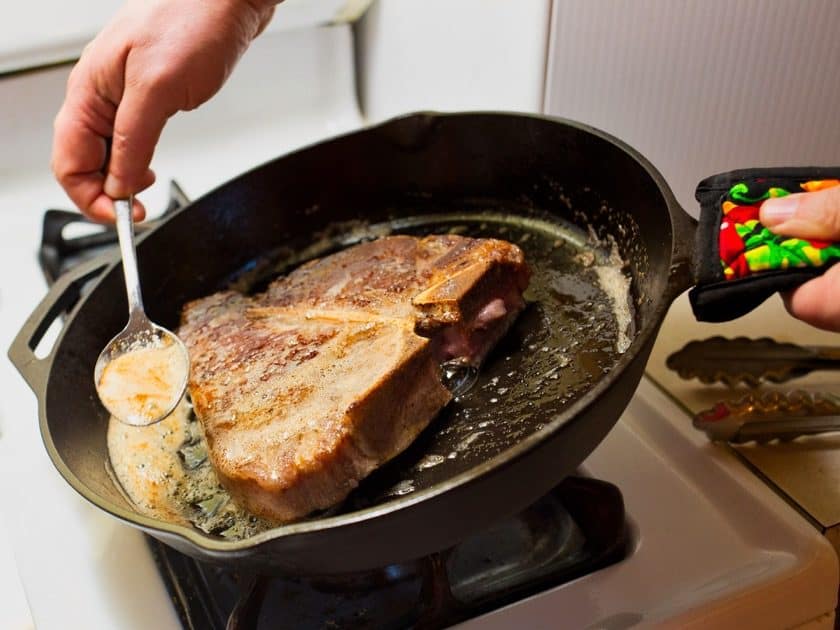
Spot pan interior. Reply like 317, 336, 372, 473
327, 211, 632, 508
107, 204, 636, 540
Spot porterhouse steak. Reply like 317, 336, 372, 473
178, 235, 530, 522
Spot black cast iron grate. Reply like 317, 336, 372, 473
147, 476, 628, 630
38, 187, 630, 630
38, 180, 189, 284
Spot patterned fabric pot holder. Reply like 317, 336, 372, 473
689, 167, 840, 322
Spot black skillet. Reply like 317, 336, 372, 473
7, 112, 820, 575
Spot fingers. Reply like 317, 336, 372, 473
51, 0, 274, 219
51, 55, 152, 222
51, 107, 151, 222
51, 69, 108, 215
87, 193, 148, 222
760, 185, 840, 241
761, 184, 840, 331
781, 263, 840, 332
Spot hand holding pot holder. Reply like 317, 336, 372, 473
689, 168, 840, 322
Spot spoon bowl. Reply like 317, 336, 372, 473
94, 197, 190, 426
94, 320, 189, 426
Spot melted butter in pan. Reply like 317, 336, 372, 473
107, 402, 188, 524
107, 401, 276, 539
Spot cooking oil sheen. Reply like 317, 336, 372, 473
349, 213, 634, 504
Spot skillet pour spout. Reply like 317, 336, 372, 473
8, 111, 839, 574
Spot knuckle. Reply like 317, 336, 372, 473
815, 204, 840, 238
800, 187, 840, 238
50, 160, 63, 181
824, 188, 840, 234
111, 129, 131, 154
828, 213, 840, 238
66, 59, 85, 89
127, 61, 179, 98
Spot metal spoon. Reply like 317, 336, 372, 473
94, 197, 189, 426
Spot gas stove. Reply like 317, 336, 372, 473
24, 191, 839, 629
5, 198, 838, 628
2, 5, 839, 629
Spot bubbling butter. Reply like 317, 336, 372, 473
107, 400, 277, 539
98, 337, 187, 425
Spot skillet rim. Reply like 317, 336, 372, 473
35, 110, 684, 555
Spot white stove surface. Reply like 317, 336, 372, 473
465, 378, 837, 630
0, 19, 837, 630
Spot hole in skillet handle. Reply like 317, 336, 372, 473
33, 317, 64, 360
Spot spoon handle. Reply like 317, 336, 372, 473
114, 197, 145, 317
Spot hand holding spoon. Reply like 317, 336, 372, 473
94, 197, 190, 426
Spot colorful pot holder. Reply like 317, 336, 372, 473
689, 167, 840, 322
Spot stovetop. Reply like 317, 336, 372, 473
147, 476, 626, 630
28, 174, 840, 628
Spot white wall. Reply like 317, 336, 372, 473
357, 0, 551, 122
0, 0, 370, 73
545, 0, 840, 216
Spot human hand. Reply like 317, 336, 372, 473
760, 183, 840, 332
51, 0, 277, 222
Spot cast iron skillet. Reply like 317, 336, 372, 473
8, 112, 793, 575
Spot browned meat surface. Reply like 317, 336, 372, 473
178, 235, 530, 522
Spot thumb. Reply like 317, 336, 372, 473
759, 185, 840, 241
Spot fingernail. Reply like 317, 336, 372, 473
103, 174, 117, 196
103, 174, 128, 198
760, 196, 799, 224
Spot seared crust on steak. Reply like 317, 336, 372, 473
178, 235, 529, 522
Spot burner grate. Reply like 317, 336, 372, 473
147, 476, 628, 630
38, 180, 189, 284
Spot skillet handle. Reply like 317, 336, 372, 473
689, 169, 840, 322
7, 257, 110, 394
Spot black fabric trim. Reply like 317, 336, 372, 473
695, 167, 840, 201
693, 191, 725, 286
689, 267, 830, 322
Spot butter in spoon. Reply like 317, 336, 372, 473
94, 197, 190, 426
